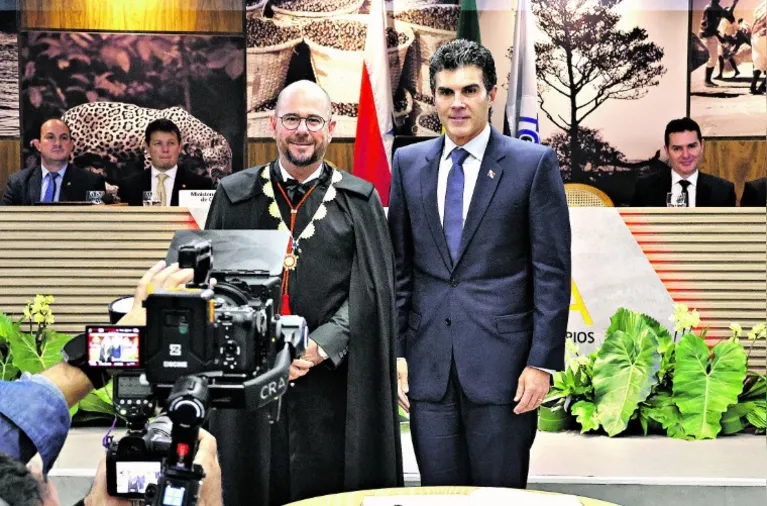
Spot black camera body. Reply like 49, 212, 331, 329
105, 415, 171, 499
93, 233, 308, 503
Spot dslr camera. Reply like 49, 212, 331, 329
85, 231, 308, 504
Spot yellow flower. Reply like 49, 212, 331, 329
747, 323, 766, 341
729, 323, 743, 338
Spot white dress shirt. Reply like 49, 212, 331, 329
437, 124, 491, 225
671, 170, 699, 208
151, 165, 178, 203
278, 162, 324, 184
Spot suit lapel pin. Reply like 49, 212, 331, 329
182, 184, 187, 188
488, 170, 495, 179
66, 182, 71, 186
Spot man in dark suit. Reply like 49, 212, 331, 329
118, 119, 212, 206
631, 117, 736, 207
1, 118, 105, 205
388, 40, 571, 489
740, 178, 766, 207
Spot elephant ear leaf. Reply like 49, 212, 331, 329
672, 335, 746, 440
7, 329, 72, 374
593, 309, 660, 436
571, 400, 600, 433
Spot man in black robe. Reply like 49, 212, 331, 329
205, 80, 402, 505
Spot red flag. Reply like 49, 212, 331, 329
353, 0, 394, 205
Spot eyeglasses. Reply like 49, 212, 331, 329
279, 114, 328, 132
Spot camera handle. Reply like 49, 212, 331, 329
145, 376, 210, 506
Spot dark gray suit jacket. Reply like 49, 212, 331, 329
388, 126, 571, 405
1, 165, 106, 205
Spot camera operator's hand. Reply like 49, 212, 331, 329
119, 261, 195, 325
195, 429, 223, 506
83, 456, 133, 506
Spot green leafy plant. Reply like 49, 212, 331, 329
542, 304, 766, 439
0, 296, 115, 421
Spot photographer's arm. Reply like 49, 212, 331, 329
0, 366, 80, 473
306, 298, 349, 368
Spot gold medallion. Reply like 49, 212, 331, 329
283, 252, 298, 270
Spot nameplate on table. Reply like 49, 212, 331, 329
362, 490, 583, 505
363, 496, 467, 506
468, 488, 583, 505
179, 190, 216, 207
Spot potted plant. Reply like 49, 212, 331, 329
0, 295, 116, 422
540, 304, 766, 439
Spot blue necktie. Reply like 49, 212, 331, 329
444, 148, 469, 263
42, 172, 59, 203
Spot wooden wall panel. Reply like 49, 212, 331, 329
247, 140, 356, 172
0, 139, 20, 195
0, 207, 197, 334
22, 0, 242, 33
621, 208, 766, 371
701, 139, 767, 204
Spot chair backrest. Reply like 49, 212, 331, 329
564, 183, 614, 207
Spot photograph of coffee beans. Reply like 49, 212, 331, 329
246, 0, 461, 139
303, 19, 408, 51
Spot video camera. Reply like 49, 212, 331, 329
86, 231, 307, 504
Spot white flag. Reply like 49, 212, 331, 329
505, 0, 540, 143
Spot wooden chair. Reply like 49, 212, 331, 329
564, 183, 614, 207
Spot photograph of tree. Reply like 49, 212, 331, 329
20, 32, 245, 186
246, 0, 464, 139
0, 0, 18, 137
531, 0, 688, 206
690, 0, 767, 137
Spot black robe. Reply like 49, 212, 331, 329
205, 161, 403, 505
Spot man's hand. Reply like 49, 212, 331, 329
83, 456, 132, 506
289, 359, 314, 381
301, 338, 326, 366
119, 261, 195, 325
513, 366, 551, 414
195, 429, 223, 506
397, 358, 409, 413
133, 260, 195, 310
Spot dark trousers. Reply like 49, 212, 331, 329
269, 365, 347, 506
409, 360, 537, 488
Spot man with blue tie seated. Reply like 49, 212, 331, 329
388, 39, 571, 489
1, 118, 106, 205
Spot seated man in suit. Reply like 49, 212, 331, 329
119, 118, 212, 206
631, 117, 736, 207
740, 178, 766, 207
1, 118, 106, 205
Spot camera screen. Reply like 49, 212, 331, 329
87, 326, 141, 368
162, 484, 187, 506
115, 461, 161, 494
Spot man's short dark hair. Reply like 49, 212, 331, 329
428, 39, 498, 94
0, 452, 44, 506
145, 118, 182, 144
664, 117, 702, 146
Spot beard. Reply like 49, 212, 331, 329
281, 135, 324, 167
